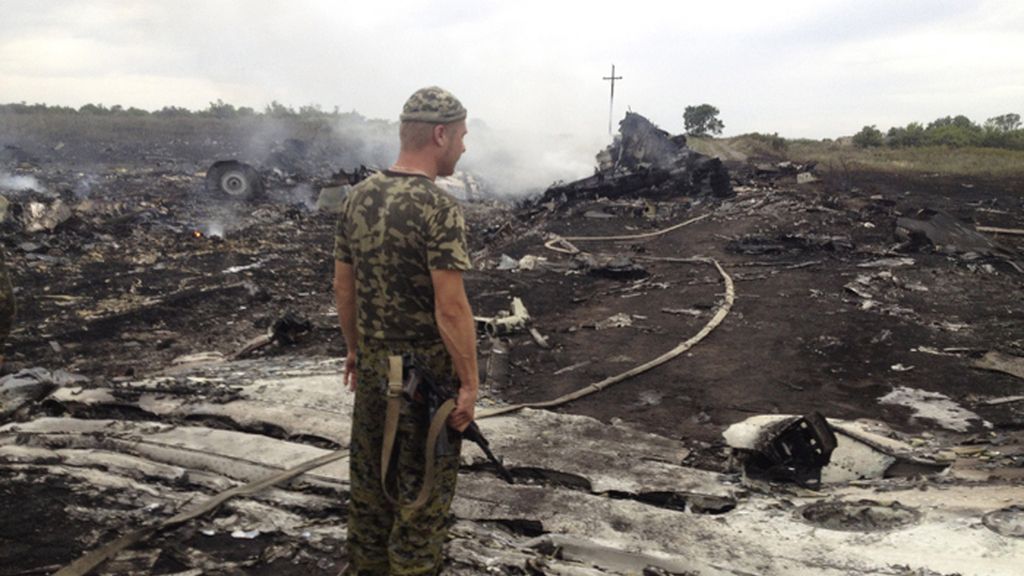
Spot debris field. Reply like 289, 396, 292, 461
1, 111, 1023, 575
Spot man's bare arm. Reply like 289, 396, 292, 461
334, 260, 359, 390
431, 269, 478, 431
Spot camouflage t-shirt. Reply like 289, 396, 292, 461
334, 171, 471, 342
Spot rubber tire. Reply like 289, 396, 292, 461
205, 161, 265, 200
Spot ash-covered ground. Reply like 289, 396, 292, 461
2, 112, 1023, 575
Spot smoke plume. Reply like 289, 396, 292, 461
0, 172, 45, 193
458, 122, 607, 197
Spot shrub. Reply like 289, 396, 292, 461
887, 122, 925, 147
740, 132, 787, 151
924, 124, 980, 148
853, 125, 884, 148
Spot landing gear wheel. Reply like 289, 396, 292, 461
205, 160, 264, 200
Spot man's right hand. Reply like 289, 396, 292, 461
343, 351, 357, 391
448, 386, 476, 432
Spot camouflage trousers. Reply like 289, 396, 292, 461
346, 339, 461, 576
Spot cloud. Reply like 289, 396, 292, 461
1, 0, 1023, 140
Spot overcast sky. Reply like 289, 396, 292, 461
2, 0, 1023, 141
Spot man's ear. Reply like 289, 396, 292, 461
432, 124, 447, 148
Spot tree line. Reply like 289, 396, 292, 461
0, 99, 357, 120
853, 114, 1024, 150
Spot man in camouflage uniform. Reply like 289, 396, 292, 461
0, 249, 15, 367
333, 86, 478, 575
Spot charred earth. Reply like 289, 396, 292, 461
2, 110, 1023, 575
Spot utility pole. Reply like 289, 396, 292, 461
603, 64, 622, 135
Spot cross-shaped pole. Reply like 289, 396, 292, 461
603, 64, 623, 135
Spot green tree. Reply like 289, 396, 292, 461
925, 125, 978, 147
299, 104, 324, 117
852, 125, 884, 148
985, 113, 1021, 132
1005, 130, 1024, 150
886, 122, 925, 147
205, 99, 237, 119
922, 115, 981, 147
683, 104, 724, 136
264, 100, 296, 117
154, 106, 192, 117
78, 103, 110, 115
927, 115, 977, 130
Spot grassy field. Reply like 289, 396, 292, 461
0, 111, 398, 168
690, 134, 1024, 178
5, 109, 1024, 180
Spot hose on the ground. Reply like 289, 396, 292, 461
55, 239, 733, 576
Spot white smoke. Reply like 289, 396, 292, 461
458, 123, 607, 197
322, 115, 606, 198
73, 173, 100, 198
224, 112, 607, 201
239, 117, 308, 165
0, 172, 45, 193
326, 113, 399, 169
200, 219, 225, 238
287, 183, 318, 211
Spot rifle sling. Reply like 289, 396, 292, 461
380, 355, 456, 511
410, 398, 455, 509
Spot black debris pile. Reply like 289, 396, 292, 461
331, 164, 376, 186
573, 252, 650, 280
265, 138, 312, 174
898, 209, 1000, 255
896, 208, 1022, 272
753, 160, 818, 178
727, 233, 854, 256
531, 112, 732, 210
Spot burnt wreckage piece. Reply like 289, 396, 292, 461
331, 164, 375, 186
205, 160, 265, 200
897, 208, 1023, 272
538, 112, 732, 207
741, 412, 837, 489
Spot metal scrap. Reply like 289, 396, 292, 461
483, 297, 532, 337
573, 253, 649, 280
973, 351, 1024, 381
22, 198, 73, 233
529, 112, 731, 211
897, 208, 1022, 271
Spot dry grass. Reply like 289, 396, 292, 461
689, 134, 1024, 178
785, 140, 1024, 178
0, 111, 398, 168
0, 113, 327, 144
688, 134, 788, 162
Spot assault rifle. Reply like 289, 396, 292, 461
407, 363, 514, 484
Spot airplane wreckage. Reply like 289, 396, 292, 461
1, 112, 1023, 575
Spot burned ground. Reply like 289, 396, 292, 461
2, 113, 1023, 575
489, 172, 1024, 444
